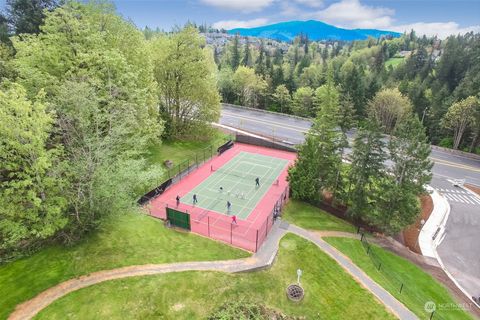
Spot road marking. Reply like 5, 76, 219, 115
439, 189, 480, 205
457, 195, 473, 204
451, 194, 465, 203
222, 112, 310, 133
471, 196, 480, 204
431, 157, 480, 173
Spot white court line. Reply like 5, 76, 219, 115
190, 151, 289, 220
191, 192, 251, 211
189, 153, 250, 214
236, 162, 280, 217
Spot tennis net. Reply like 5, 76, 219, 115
211, 165, 275, 183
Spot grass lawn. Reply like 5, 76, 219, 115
36, 234, 396, 320
324, 238, 474, 320
148, 131, 230, 167
0, 213, 249, 320
385, 57, 405, 68
282, 200, 356, 233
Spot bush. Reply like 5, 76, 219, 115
438, 137, 453, 148
208, 301, 301, 320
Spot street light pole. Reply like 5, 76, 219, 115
421, 106, 429, 124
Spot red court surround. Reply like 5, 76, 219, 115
148, 143, 296, 252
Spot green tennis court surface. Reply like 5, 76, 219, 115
184, 152, 289, 219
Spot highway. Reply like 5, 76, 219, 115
221, 104, 480, 186
220, 103, 480, 302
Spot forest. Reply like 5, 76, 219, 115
0, 0, 478, 261
0, 1, 220, 261
216, 30, 480, 153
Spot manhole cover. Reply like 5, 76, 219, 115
286, 284, 304, 302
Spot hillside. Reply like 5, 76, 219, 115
228, 20, 401, 41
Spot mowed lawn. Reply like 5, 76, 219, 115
148, 131, 230, 167
385, 57, 405, 68
282, 200, 356, 233
324, 238, 475, 320
0, 135, 248, 320
36, 234, 396, 320
0, 211, 249, 319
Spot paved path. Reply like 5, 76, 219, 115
9, 222, 417, 320
287, 224, 417, 320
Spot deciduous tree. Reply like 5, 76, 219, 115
151, 26, 220, 138
368, 88, 412, 134
441, 96, 479, 149
0, 83, 67, 257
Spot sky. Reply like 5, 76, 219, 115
1, 0, 480, 38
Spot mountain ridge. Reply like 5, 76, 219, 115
228, 20, 401, 41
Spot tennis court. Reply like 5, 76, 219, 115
183, 152, 289, 219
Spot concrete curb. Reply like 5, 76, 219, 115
418, 186, 450, 258
420, 185, 480, 309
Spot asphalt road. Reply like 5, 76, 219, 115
220, 104, 480, 302
221, 104, 480, 186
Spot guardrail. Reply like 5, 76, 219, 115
222, 103, 480, 161
221, 103, 312, 122
431, 145, 480, 161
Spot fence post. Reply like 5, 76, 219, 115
367, 246, 371, 254
208, 216, 210, 237
357, 226, 360, 234
265, 215, 269, 238
399, 283, 403, 294
360, 233, 364, 241
255, 229, 259, 252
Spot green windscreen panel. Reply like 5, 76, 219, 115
166, 207, 191, 230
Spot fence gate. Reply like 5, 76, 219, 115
166, 207, 191, 230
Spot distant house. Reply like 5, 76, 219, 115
398, 50, 412, 58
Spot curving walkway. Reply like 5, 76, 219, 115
8, 221, 417, 320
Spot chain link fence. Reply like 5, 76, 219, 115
358, 228, 449, 320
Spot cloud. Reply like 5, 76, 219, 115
309, 0, 394, 29
392, 22, 480, 39
293, 0, 324, 8
280, 2, 303, 16
212, 18, 269, 30
200, 0, 274, 13
302, 0, 478, 38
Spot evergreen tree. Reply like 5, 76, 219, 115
389, 115, 433, 194
255, 40, 266, 76
348, 121, 386, 220
6, 0, 60, 35
289, 69, 343, 202
242, 37, 251, 66
230, 33, 241, 70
